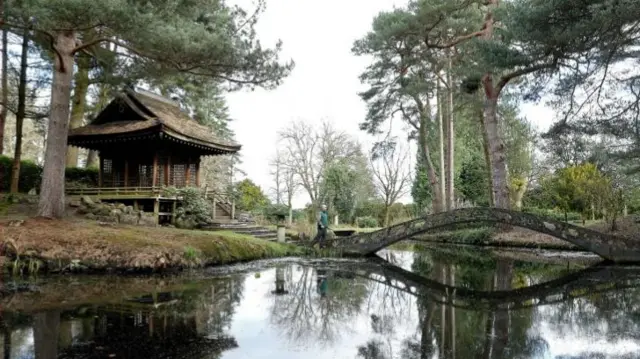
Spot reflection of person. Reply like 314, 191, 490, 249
316, 269, 328, 297
311, 204, 329, 249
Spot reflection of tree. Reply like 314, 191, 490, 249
268, 265, 370, 346
33, 311, 60, 359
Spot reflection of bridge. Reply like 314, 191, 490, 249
334, 208, 640, 262
320, 258, 640, 310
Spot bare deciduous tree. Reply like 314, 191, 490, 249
278, 120, 360, 208
370, 142, 411, 226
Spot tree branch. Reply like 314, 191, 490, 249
495, 60, 558, 94
425, 30, 486, 49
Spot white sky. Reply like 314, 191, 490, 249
225, 0, 556, 209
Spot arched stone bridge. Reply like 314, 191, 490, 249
322, 259, 640, 310
334, 207, 640, 263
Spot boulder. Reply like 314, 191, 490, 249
116, 203, 126, 210
138, 214, 157, 227
93, 206, 112, 217
69, 200, 82, 208
80, 196, 95, 207
124, 206, 134, 214
96, 215, 117, 224
84, 213, 97, 220
76, 206, 91, 215
118, 213, 139, 225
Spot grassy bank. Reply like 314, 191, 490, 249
0, 217, 306, 274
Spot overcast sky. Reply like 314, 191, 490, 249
226, 0, 556, 209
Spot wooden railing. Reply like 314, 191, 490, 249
66, 186, 162, 197
203, 188, 236, 219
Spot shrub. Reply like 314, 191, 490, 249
163, 186, 212, 228
522, 206, 581, 222
0, 155, 43, 192
356, 216, 379, 228
65, 167, 100, 187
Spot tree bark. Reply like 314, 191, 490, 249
446, 57, 455, 210
479, 103, 494, 207
38, 31, 76, 218
85, 83, 110, 168
418, 114, 444, 213
10, 29, 29, 193
33, 311, 61, 359
482, 95, 510, 209
511, 179, 527, 211
0, 27, 7, 155
437, 81, 446, 210
66, 54, 90, 167
383, 204, 390, 227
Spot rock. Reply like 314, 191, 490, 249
85, 213, 97, 220
81, 196, 94, 207
118, 214, 138, 225
76, 206, 91, 215
93, 206, 112, 217
138, 214, 157, 227
124, 206, 134, 214
8, 220, 24, 227
27, 188, 37, 196
96, 215, 117, 224
69, 200, 82, 208
110, 209, 122, 217
116, 203, 126, 210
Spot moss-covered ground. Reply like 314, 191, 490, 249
0, 217, 306, 274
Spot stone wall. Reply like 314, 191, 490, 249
70, 196, 157, 226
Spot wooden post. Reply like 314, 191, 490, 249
171, 200, 177, 225
231, 200, 235, 220
152, 153, 158, 188
165, 155, 171, 186
98, 156, 103, 187
195, 158, 201, 187
185, 156, 191, 186
212, 198, 217, 220
124, 160, 129, 187
153, 198, 160, 225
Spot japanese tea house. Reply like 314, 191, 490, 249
67, 87, 241, 223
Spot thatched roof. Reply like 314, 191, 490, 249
68, 88, 241, 154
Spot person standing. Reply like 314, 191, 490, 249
312, 204, 329, 248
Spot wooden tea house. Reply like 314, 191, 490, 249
67, 87, 241, 224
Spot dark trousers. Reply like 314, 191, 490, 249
312, 226, 327, 248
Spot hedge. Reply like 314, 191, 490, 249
0, 155, 99, 193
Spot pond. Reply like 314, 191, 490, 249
1, 247, 639, 358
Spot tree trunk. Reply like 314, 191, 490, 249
86, 150, 98, 167
446, 57, 455, 211
383, 204, 390, 227
437, 81, 446, 210
33, 311, 61, 359
512, 178, 528, 211
0, 27, 7, 155
482, 94, 510, 210
38, 31, 76, 218
419, 114, 444, 213
10, 29, 29, 194
479, 104, 494, 207
85, 82, 110, 168
66, 54, 90, 167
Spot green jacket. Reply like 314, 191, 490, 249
319, 211, 329, 228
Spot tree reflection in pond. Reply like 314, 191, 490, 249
1, 249, 640, 358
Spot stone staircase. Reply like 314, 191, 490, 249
203, 221, 294, 242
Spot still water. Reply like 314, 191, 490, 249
1, 247, 639, 358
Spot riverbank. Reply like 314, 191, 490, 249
410, 216, 640, 251
0, 217, 305, 274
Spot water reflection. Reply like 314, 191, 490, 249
1, 249, 640, 358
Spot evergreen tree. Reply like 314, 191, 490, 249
6, 0, 293, 218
